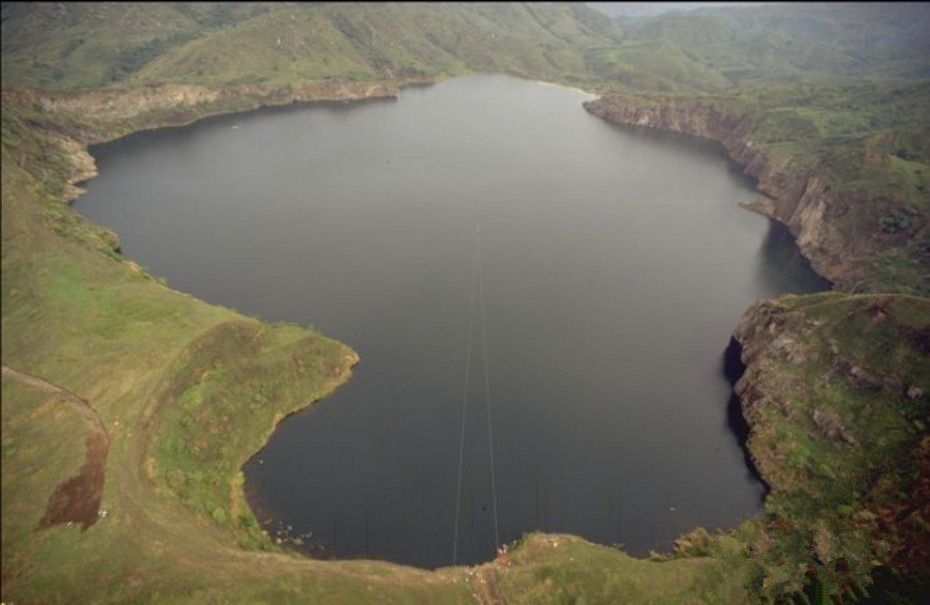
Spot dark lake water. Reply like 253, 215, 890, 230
75, 74, 826, 569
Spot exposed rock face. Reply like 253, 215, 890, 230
729, 299, 803, 487
811, 407, 859, 447
57, 135, 99, 201
730, 293, 929, 494
33, 80, 400, 125
3, 78, 428, 206
583, 96, 865, 290
2, 79, 412, 146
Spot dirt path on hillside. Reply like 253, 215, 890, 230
2, 365, 110, 529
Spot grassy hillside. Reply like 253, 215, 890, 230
598, 2, 930, 90
6, 3, 928, 94
1, 2, 622, 90
2, 1, 929, 603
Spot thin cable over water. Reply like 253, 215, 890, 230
451, 224, 480, 565
477, 223, 501, 549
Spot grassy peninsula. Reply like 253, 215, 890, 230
2, 2, 928, 603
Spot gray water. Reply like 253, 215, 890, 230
75, 75, 826, 569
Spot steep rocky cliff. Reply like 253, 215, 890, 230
584, 96, 925, 293
730, 292, 929, 592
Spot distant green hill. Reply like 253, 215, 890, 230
591, 2, 930, 91
5, 2, 928, 93
1, 2, 622, 90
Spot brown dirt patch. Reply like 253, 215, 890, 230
2, 366, 111, 531
38, 432, 109, 530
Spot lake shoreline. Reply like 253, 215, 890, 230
4, 68, 923, 603
12, 73, 857, 568
65, 74, 817, 568
584, 95, 852, 291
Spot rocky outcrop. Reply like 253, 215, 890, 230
2, 77, 433, 254
2, 78, 437, 205
2, 78, 423, 146
729, 298, 803, 488
811, 407, 859, 447
729, 292, 930, 588
57, 135, 99, 200
731, 293, 929, 487
583, 96, 867, 290
35, 80, 400, 124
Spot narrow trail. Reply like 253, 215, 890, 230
2, 365, 110, 529
2, 366, 109, 440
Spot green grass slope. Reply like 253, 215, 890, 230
2, 1, 929, 602
610, 2, 930, 88
1, 2, 621, 90
1, 85, 476, 604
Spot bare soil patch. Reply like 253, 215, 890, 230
2, 366, 110, 530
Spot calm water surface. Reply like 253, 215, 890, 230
75, 75, 826, 568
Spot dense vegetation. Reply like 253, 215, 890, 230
2, 2, 928, 603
